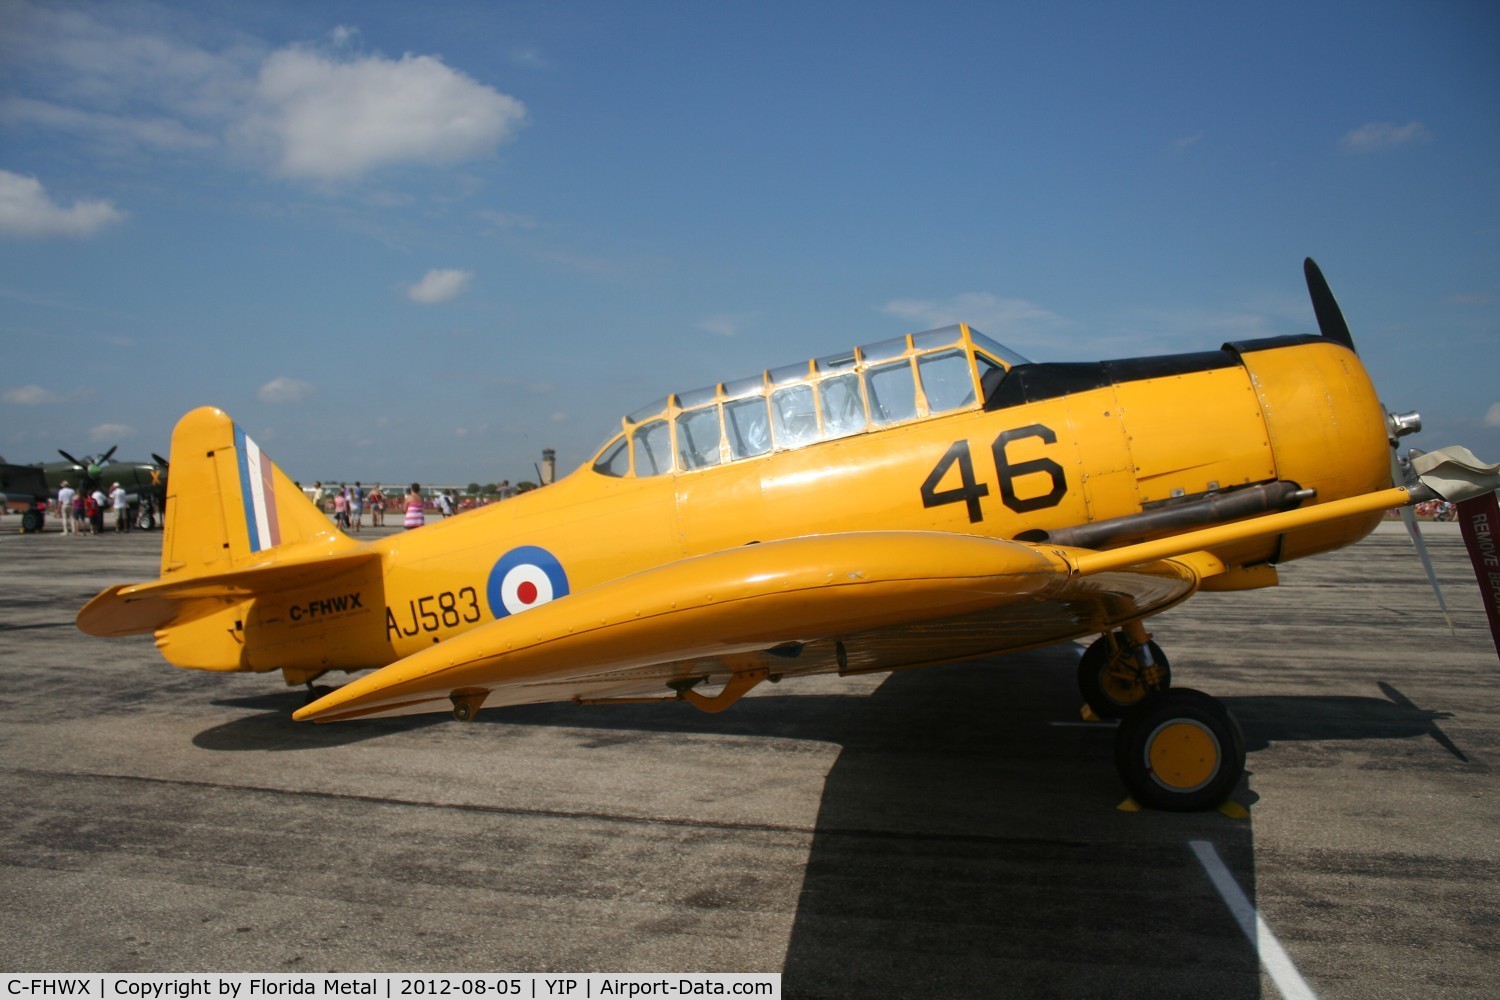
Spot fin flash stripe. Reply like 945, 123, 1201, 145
235, 425, 281, 552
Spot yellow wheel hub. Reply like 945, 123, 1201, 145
1100, 664, 1145, 704
1146, 720, 1220, 792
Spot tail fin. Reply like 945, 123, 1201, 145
78, 407, 377, 641
160, 406, 351, 578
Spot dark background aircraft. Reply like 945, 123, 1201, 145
0, 446, 168, 532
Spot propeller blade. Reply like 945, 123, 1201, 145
1304, 257, 1356, 352
152, 453, 170, 469
1400, 506, 1455, 636
58, 449, 83, 466
1391, 449, 1453, 634
100, 445, 118, 463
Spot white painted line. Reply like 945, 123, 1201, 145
1191, 840, 1318, 1000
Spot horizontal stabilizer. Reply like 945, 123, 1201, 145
77, 545, 382, 637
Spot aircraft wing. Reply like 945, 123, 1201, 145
0, 463, 50, 501
295, 531, 1203, 723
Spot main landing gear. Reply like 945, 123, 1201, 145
1083, 625, 1246, 811
1077, 628, 1170, 719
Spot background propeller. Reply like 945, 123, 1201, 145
58, 445, 117, 471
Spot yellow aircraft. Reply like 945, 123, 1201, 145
78, 260, 1500, 810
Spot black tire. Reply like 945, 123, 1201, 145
20, 509, 44, 533
1114, 688, 1245, 811
136, 510, 156, 530
1078, 634, 1171, 719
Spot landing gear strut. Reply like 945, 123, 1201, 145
1078, 626, 1170, 719
1082, 624, 1245, 810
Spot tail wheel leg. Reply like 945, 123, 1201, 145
1114, 688, 1246, 811
1078, 627, 1171, 719
303, 678, 335, 705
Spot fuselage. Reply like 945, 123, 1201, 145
201, 323, 1389, 683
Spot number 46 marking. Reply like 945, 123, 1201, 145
920, 423, 1068, 523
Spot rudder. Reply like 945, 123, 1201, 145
160, 407, 350, 579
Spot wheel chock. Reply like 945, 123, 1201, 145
1080, 703, 1102, 722
1116, 796, 1142, 812
1217, 799, 1250, 820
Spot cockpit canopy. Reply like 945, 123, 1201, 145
591, 324, 1029, 479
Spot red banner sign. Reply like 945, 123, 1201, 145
1457, 490, 1500, 660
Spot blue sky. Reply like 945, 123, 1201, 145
2, 0, 1497, 487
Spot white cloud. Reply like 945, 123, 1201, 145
882, 293, 1069, 353
258, 376, 316, 403
4, 7, 525, 184
3, 384, 64, 405
1485, 403, 1500, 428
479, 209, 537, 230
1341, 121, 1432, 153
0, 97, 217, 154
697, 315, 745, 337
0, 4, 256, 148
408, 268, 473, 303
238, 48, 526, 181
510, 48, 551, 71
1172, 132, 1204, 152
0, 170, 126, 238
89, 423, 133, 444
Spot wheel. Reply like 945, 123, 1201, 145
1114, 688, 1245, 811
20, 509, 44, 533
1078, 633, 1170, 719
136, 509, 156, 530
452, 700, 474, 722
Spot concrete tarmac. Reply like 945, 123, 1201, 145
1, 515, 1497, 996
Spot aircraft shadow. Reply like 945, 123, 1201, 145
772, 651, 1264, 999
1223, 683, 1470, 762
188, 656, 1467, 995
192, 693, 445, 751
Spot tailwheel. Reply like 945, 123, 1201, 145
1078, 632, 1170, 719
1114, 688, 1245, 811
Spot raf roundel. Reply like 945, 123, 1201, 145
486, 546, 570, 619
